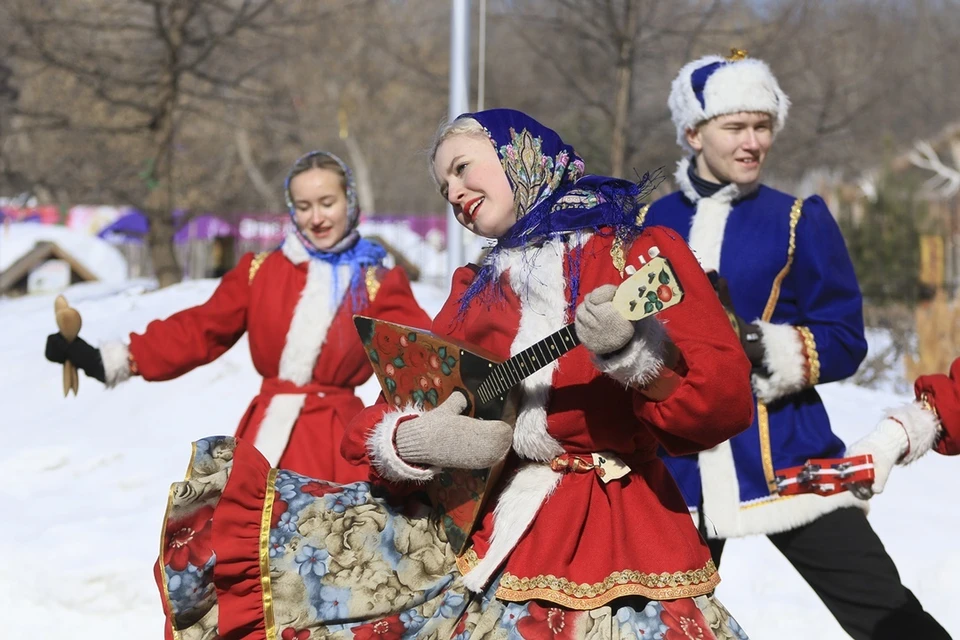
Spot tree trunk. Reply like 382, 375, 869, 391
610, 1, 639, 179
342, 134, 376, 214
236, 128, 283, 212
148, 211, 182, 288
326, 81, 376, 214
144, 0, 188, 288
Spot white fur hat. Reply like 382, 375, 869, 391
668, 52, 790, 152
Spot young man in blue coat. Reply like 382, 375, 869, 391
643, 51, 950, 639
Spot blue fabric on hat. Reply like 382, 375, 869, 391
690, 61, 726, 109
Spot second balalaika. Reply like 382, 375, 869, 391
354, 256, 684, 554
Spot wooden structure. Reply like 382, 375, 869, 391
0, 241, 99, 296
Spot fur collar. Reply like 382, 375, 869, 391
281, 230, 310, 265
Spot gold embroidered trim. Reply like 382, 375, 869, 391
158, 475, 186, 640
797, 326, 821, 386
497, 578, 720, 610
757, 403, 778, 494
611, 236, 626, 276
760, 198, 803, 322
259, 468, 279, 640
610, 203, 654, 276
919, 392, 940, 420
457, 543, 718, 608
184, 441, 197, 481
248, 251, 270, 284
456, 547, 480, 576
740, 492, 800, 509
365, 266, 381, 302
494, 560, 719, 610
755, 198, 803, 495
919, 392, 948, 443
498, 561, 718, 595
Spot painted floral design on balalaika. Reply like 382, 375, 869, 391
354, 256, 683, 555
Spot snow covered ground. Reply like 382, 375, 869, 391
0, 277, 956, 639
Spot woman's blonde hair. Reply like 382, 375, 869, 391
428, 117, 489, 185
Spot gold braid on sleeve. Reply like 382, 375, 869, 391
248, 251, 270, 284
365, 266, 382, 302
796, 326, 821, 386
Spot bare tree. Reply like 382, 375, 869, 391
7, 0, 293, 286
5, 0, 960, 263
244, 0, 450, 215
493, 0, 744, 178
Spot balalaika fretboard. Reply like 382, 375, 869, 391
475, 324, 580, 405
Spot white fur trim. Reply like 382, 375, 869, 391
495, 237, 566, 463
458, 237, 569, 591
249, 235, 351, 460
669, 56, 790, 153
461, 464, 562, 592
696, 439, 868, 539
253, 394, 307, 466
678, 157, 759, 275
593, 318, 667, 387
459, 236, 593, 590
674, 157, 746, 208
695, 441, 740, 537
366, 404, 438, 483
887, 401, 943, 465
752, 321, 807, 404
686, 198, 735, 277
281, 231, 310, 264
278, 259, 350, 386
100, 340, 132, 388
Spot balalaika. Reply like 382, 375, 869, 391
355, 255, 684, 554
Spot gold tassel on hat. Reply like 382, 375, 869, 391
726, 48, 748, 61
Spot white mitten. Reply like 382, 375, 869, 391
845, 401, 944, 499
844, 419, 908, 499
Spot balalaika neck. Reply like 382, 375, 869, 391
475, 324, 580, 405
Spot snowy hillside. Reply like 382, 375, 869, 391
0, 278, 955, 639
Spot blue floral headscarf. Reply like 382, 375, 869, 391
454, 109, 658, 318
283, 150, 387, 310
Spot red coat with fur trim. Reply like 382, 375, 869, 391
122, 236, 430, 481
914, 358, 960, 456
343, 226, 754, 609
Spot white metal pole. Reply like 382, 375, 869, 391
477, 0, 486, 112
446, 0, 470, 280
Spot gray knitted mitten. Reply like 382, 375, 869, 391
395, 392, 513, 469
575, 284, 636, 356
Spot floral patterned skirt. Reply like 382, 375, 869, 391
157, 437, 749, 640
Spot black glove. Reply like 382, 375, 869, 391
45, 333, 106, 383
707, 272, 767, 371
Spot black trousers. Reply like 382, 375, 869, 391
707, 507, 951, 640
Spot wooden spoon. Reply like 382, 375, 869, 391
54, 295, 82, 396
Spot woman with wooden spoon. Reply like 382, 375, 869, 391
44, 151, 430, 482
